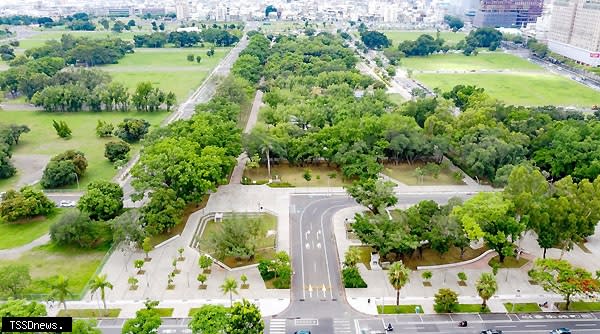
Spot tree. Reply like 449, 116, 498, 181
77, 181, 124, 221
342, 267, 367, 288
344, 247, 361, 268
197, 274, 207, 288
387, 261, 411, 306
433, 288, 459, 313
360, 30, 391, 50
421, 271, 432, 285
206, 215, 264, 260
112, 21, 126, 33
457, 272, 467, 285
110, 210, 145, 246
53, 120, 72, 138
199, 255, 213, 273
196, 55, 202, 63
220, 277, 238, 307
114, 118, 150, 142
528, 259, 600, 310
159, 22, 165, 31
232, 54, 262, 83
105, 141, 130, 162
96, 120, 114, 137
50, 210, 111, 248
127, 19, 136, 28
188, 304, 228, 334
134, 259, 144, 275
227, 299, 264, 334
89, 274, 113, 313
72, 319, 101, 334
0, 299, 46, 331
346, 178, 398, 215
0, 187, 55, 222
240, 274, 248, 288
444, 15, 464, 32
142, 237, 153, 261
128, 276, 138, 290
187, 54, 195, 62
41, 150, 87, 188
0, 264, 31, 298
139, 188, 185, 235
47, 275, 73, 310
476, 272, 497, 308
121, 301, 162, 334
99, 18, 110, 30
165, 92, 176, 111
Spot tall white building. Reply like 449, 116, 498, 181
548, 0, 600, 66
175, 0, 190, 21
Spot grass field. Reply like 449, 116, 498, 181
0, 242, 109, 298
57, 309, 121, 317
384, 31, 466, 46
387, 245, 489, 270
382, 163, 464, 186
0, 111, 167, 191
198, 213, 277, 268
400, 53, 544, 72
454, 304, 490, 313
415, 72, 600, 107
0, 209, 70, 249
17, 31, 137, 50
103, 48, 230, 102
244, 164, 352, 187
504, 303, 541, 313
556, 301, 600, 311
378, 305, 422, 314
488, 256, 529, 268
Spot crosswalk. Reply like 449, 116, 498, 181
333, 319, 353, 333
268, 319, 286, 334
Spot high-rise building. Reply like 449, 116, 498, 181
473, 0, 544, 27
548, 0, 600, 66
175, 0, 190, 21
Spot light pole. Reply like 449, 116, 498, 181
72, 172, 79, 190
511, 289, 521, 313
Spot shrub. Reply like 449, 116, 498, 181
258, 260, 275, 280
49, 210, 111, 248
434, 288, 459, 313
342, 267, 367, 288
104, 141, 130, 162
0, 187, 55, 222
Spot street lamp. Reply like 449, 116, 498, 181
72, 172, 79, 190
511, 289, 521, 313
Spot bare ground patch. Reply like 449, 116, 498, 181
11, 154, 50, 188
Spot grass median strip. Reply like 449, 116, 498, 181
57, 309, 121, 317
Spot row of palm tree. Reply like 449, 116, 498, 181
386, 261, 498, 309
45, 274, 113, 315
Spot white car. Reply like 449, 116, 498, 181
59, 200, 76, 207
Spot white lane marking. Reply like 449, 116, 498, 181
525, 324, 547, 327
576, 324, 597, 326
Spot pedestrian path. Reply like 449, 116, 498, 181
0, 234, 50, 259
268, 319, 286, 334
333, 319, 353, 333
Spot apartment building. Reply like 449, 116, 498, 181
473, 0, 544, 27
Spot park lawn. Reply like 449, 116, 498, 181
384, 31, 466, 45
0, 242, 109, 298
244, 164, 352, 187
396, 245, 489, 270
155, 308, 174, 317
261, 21, 303, 33
18, 31, 136, 50
414, 72, 600, 107
0, 110, 167, 191
387, 93, 406, 105
198, 213, 277, 268
504, 303, 541, 313
0, 209, 71, 249
378, 305, 422, 314
454, 304, 490, 313
103, 48, 230, 102
382, 162, 464, 186
400, 53, 543, 72
57, 309, 121, 317
488, 256, 529, 269
557, 301, 600, 311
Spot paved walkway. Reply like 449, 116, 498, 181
0, 234, 50, 260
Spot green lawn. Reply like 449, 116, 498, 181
103, 48, 230, 102
488, 256, 529, 269
384, 31, 466, 46
244, 164, 352, 187
18, 31, 137, 50
378, 305, 422, 314
388, 244, 489, 270
387, 93, 406, 105
0, 111, 167, 191
454, 304, 490, 313
57, 309, 121, 317
415, 72, 600, 107
504, 303, 541, 313
557, 301, 600, 311
382, 162, 464, 186
0, 209, 70, 249
401, 53, 543, 71
198, 213, 277, 268
155, 308, 174, 317
0, 243, 109, 298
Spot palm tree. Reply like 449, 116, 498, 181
48, 275, 73, 310
387, 262, 411, 306
476, 272, 498, 309
220, 277, 238, 307
89, 274, 114, 313
248, 126, 283, 180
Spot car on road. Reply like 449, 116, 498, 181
59, 200, 76, 207
294, 331, 311, 334
481, 330, 503, 334
550, 328, 571, 334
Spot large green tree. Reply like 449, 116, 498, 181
0, 187, 55, 222
122, 301, 162, 334
77, 181, 124, 221
139, 188, 185, 235
0, 264, 31, 298
89, 274, 113, 313
188, 304, 228, 334
226, 299, 264, 334
475, 272, 497, 308
346, 178, 398, 215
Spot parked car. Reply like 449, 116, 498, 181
550, 328, 571, 334
59, 200, 76, 207
294, 331, 311, 334
481, 330, 503, 334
